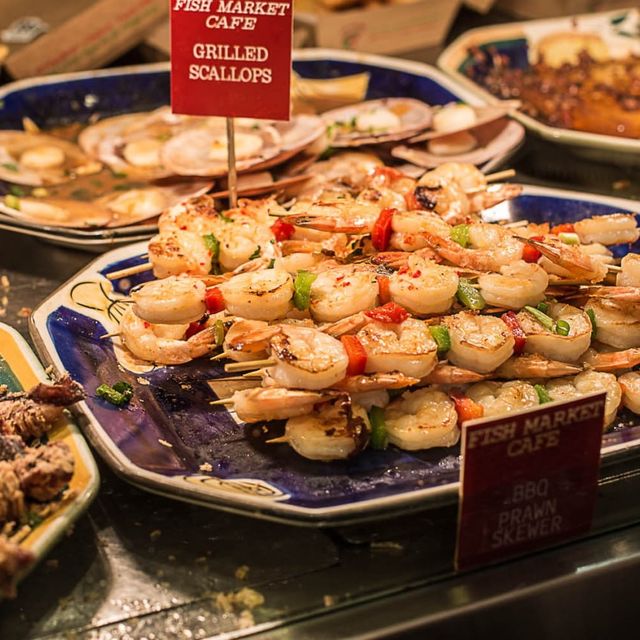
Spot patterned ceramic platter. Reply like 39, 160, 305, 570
0, 50, 522, 251
28, 186, 640, 526
0, 323, 99, 589
438, 8, 640, 164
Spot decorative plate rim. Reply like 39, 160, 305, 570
437, 8, 640, 155
28, 185, 640, 525
0, 322, 100, 582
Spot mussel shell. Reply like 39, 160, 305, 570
322, 98, 433, 147
0, 131, 101, 186
391, 119, 525, 168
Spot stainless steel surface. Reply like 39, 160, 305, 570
2, 7, 640, 637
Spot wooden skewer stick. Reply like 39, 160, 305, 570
607, 265, 623, 272
266, 435, 289, 444
211, 351, 232, 361
503, 219, 530, 229
484, 169, 516, 183
210, 398, 234, 406
100, 331, 121, 339
224, 358, 276, 373
464, 169, 517, 195
106, 262, 153, 281
216, 375, 261, 381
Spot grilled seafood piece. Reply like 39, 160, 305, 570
466, 380, 539, 418
0, 131, 101, 186
515, 303, 592, 363
120, 308, 220, 365
279, 395, 370, 461
546, 371, 622, 429
13, 441, 74, 502
384, 387, 459, 450
0, 376, 84, 439
619, 371, 640, 415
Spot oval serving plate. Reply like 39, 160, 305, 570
28, 186, 640, 526
0, 323, 99, 593
438, 8, 640, 165
0, 50, 522, 250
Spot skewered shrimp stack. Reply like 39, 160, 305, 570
104, 160, 640, 461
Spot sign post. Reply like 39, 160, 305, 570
455, 392, 606, 570
170, 0, 294, 205
225, 117, 238, 207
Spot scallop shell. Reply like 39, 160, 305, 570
408, 105, 513, 143
246, 115, 326, 173
160, 122, 283, 177
79, 107, 201, 180
0, 131, 102, 186
0, 196, 113, 228
98, 178, 212, 227
322, 98, 433, 147
210, 171, 314, 199
0, 178, 212, 229
392, 118, 525, 169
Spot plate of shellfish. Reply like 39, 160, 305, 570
28, 151, 640, 524
438, 8, 640, 164
0, 323, 98, 597
0, 50, 523, 250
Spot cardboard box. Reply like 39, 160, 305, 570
143, 1, 462, 59
497, 0, 632, 19
294, 0, 462, 55
0, 0, 167, 79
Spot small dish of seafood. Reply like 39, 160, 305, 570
0, 323, 98, 598
438, 7, 640, 164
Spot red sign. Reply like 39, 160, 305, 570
170, 0, 293, 119
455, 392, 605, 570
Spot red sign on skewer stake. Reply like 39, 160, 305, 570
170, 0, 293, 120
455, 392, 605, 571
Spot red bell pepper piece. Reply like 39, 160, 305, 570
376, 275, 391, 304
340, 335, 367, 376
371, 207, 396, 252
365, 302, 409, 324
522, 235, 544, 263
551, 223, 575, 235
204, 287, 225, 314
451, 395, 484, 424
185, 318, 207, 339
270, 218, 295, 242
404, 191, 419, 210
373, 166, 404, 185
501, 311, 526, 355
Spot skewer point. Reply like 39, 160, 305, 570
105, 262, 153, 281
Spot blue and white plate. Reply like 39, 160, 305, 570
438, 8, 640, 165
1, 50, 518, 250
28, 186, 640, 525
